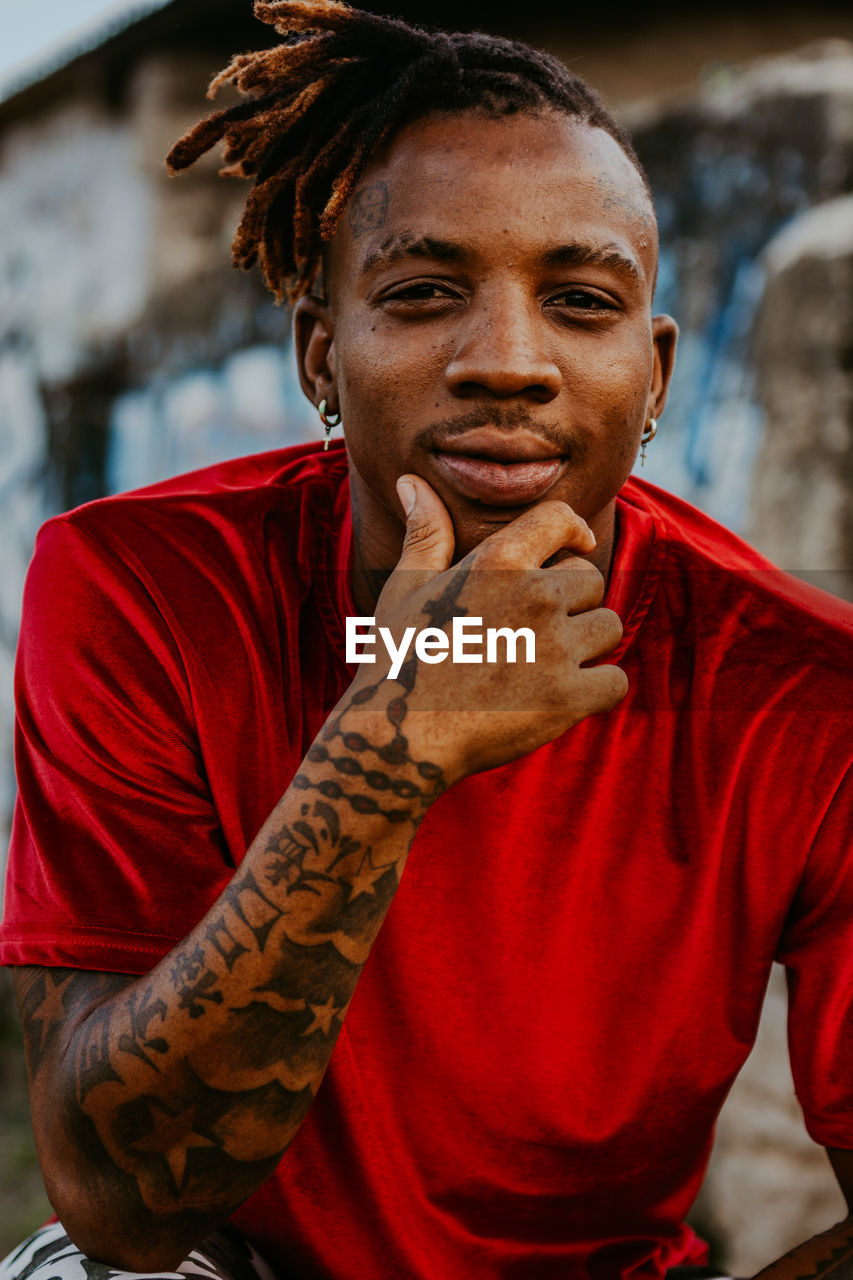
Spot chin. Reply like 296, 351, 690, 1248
449, 509, 524, 559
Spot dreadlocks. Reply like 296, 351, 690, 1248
167, 0, 649, 304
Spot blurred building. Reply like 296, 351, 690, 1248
1, 0, 852, 1268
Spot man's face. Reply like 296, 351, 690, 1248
297, 109, 676, 563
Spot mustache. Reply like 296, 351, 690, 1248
412, 406, 585, 456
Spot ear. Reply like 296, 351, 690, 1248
293, 293, 337, 412
649, 314, 678, 419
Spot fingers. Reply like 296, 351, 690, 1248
575, 662, 630, 714
394, 475, 456, 575
480, 500, 596, 569
571, 606, 624, 662
549, 560, 606, 613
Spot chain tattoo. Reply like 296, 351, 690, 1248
11, 568, 473, 1232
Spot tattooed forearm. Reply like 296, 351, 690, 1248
76, 996, 124, 1103
119, 986, 169, 1066
751, 1217, 853, 1280
13, 667, 448, 1267
16, 967, 131, 1078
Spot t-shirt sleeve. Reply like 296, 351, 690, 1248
777, 764, 853, 1149
1, 515, 235, 974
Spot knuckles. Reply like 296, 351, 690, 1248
596, 606, 624, 644
476, 500, 593, 569
516, 498, 594, 550
606, 665, 630, 704
567, 607, 624, 661
588, 664, 630, 715
558, 562, 607, 611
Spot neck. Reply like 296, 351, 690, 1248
349, 486, 397, 616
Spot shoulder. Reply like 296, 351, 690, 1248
21, 442, 352, 685
622, 475, 779, 571
49, 440, 348, 546
620, 478, 852, 787
30, 440, 350, 592
621, 475, 853, 653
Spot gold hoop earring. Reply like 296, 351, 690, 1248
318, 398, 342, 450
640, 417, 658, 467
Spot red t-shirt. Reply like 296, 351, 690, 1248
3, 441, 853, 1280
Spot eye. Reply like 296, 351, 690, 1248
371, 276, 466, 318
377, 279, 465, 313
546, 288, 617, 313
389, 282, 454, 301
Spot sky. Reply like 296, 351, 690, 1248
0, 0, 169, 98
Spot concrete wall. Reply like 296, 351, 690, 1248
749, 193, 853, 595
0, 59, 318, 874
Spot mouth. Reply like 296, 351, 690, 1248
432, 428, 565, 506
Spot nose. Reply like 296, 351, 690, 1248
444, 289, 562, 402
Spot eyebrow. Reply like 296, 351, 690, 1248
359, 233, 643, 283
360, 235, 466, 275
543, 241, 642, 282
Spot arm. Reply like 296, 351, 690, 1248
759, 762, 853, 1279
750, 1220, 853, 1280
15, 481, 625, 1271
750, 1151, 853, 1279
753, 1203, 850, 1274
15, 690, 442, 1269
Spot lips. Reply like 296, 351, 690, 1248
432, 429, 565, 506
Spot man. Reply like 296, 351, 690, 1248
1, 2, 852, 1278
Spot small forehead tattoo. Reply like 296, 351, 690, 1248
348, 181, 390, 239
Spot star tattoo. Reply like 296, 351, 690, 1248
341, 848, 396, 901
31, 972, 75, 1051
131, 1099, 216, 1191
302, 996, 343, 1037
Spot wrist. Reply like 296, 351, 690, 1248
318, 679, 451, 824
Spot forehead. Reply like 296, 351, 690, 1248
328, 110, 658, 292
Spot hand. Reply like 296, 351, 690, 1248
348, 474, 628, 784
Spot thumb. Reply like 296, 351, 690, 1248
395, 475, 455, 574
